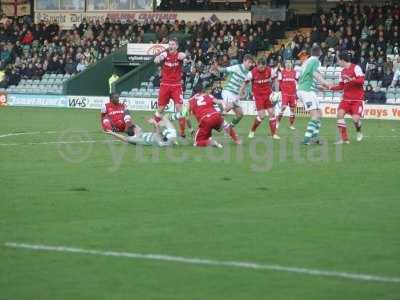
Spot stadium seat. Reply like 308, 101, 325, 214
327, 66, 335, 72
387, 98, 396, 104
387, 92, 395, 99
369, 81, 379, 88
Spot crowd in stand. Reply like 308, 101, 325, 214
0, 9, 285, 90
264, 1, 400, 103
1, 2, 400, 104
157, 0, 255, 11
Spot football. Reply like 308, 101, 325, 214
270, 91, 282, 105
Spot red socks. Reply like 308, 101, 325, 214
251, 116, 262, 132
229, 127, 239, 143
179, 117, 186, 137
269, 117, 277, 136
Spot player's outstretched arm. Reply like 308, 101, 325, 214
329, 81, 344, 91
210, 61, 228, 75
154, 52, 167, 64
105, 131, 129, 143
314, 71, 331, 89
178, 52, 186, 60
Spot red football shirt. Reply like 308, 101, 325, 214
331, 64, 365, 102
189, 93, 219, 122
245, 67, 275, 97
160, 51, 183, 85
101, 102, 126, 124
279, 69, 298, 95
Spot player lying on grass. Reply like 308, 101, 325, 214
326, 52, 365, 144
188, 84, 233, 148
106, 114, 177, 147
297, 45, 331, 145
239, 57, 280, 140
101, 92, 135, 136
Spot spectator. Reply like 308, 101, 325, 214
0, 67, 6, 87
366, 86, 387, 104
323, 48, 336, 66
76, 58, 87, 73
364, 84, 375, 102
282, 43, 293, 61
325, 30, 339, 49
381, 66, 394, 88
65, 58, 77, 74
246, 35, 257, 55
227, 41, 238, 63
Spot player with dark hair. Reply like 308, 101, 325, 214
297, 45, 331, 145
240, 57, 279, 139
328, 52, 365, 144
188, 84, 230, 148
101, 92, 135, 136
153, 38, 188, 137
212, 54, 255, 144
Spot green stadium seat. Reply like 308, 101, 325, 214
369, 81, 378, 88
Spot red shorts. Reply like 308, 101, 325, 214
158, 83, 183, 107
195, 113, 223, 144
281, 93, 297, 108
102, 117, 126, 132
338, 100, 364, 116
253, 94, 273, 111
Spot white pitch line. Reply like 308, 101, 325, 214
4, 242, 400, 284
0, 140, 121, 146
0, 131, 42, 138
0, 131, 61, 138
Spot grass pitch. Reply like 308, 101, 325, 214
1, 106, 400, 300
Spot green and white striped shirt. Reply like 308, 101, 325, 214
222, 64, 249, 95
298, 56, 321, 92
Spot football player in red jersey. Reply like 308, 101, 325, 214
328, 52, 365, 144
101, 92, 135, 136
154, 38, 188, 137
239, 57, 280, 139
277, 60, 299, 130
188, 84, 230, 148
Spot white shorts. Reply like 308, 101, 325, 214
222, 90, 241, 108
297, 90, 320, 111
